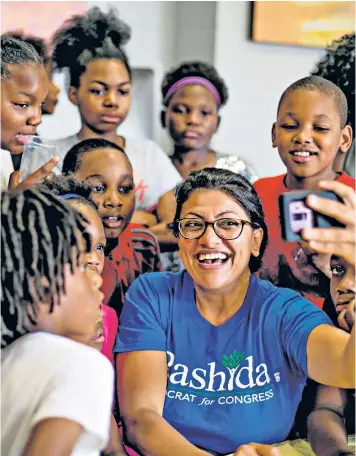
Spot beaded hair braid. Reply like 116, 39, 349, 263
1, 189, 91, 348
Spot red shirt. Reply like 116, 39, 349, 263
101, 223, 162, 317
254, 172, 355, 308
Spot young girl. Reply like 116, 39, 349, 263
0, 36, 59, 190
161, 61, 257, 182
36, 174, 118, 362
36, 175, 126, 455
50, 6, 181, 222
1, 188, 114, 455
62, 138, 162, 317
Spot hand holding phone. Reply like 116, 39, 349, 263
279, 190, 343, 243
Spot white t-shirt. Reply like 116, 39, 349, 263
1, 332, 114, 456
50, 135, 182, 211
1, 149, 14, 191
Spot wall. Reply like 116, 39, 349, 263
212, 1, 325, 177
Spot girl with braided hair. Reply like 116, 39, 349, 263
1, 36, 59, 191
1, 189, 115, 455
48, 6, 181, 226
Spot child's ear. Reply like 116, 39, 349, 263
160, 110, 166, 129
68, 87, 79, 106
271, 122, 277, 148
339, 124, 353, 154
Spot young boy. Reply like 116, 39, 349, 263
254, 75, 354, 308
289, 180, 355, 455
62, 138, 162, 317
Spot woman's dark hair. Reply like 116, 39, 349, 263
1, 189, 91, 348
167, 168, 268, 273
62, 138, 129, 175
161, 61, 229, 107
52, 6, 132, 87
1, 35, 43, 79
311, 33, 355, 132
36, 174, 96, 210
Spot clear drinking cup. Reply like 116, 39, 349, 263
19, 136, 61, 182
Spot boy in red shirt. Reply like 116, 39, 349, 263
254, 75, 354, 308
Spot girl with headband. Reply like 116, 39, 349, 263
161, 61, 257, 182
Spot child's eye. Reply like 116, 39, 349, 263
14, 103, 28, 109
119, 89, 130, 96
92, 185, 105, 193
172, 106, 187, 114
89, 89, 105, 95
314, 126, 329, 132
119, 185, 134, 195
201, 110, 212, 117
281, 124, 296, 130
331, 265, 345, 277
96, 244, 105, 252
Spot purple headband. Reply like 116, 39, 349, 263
164, 76, 221, 106
60, 193, 84, 200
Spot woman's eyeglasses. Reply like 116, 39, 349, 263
177, 218, 253, 240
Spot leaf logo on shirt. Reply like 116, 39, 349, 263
221, 350, 245, 369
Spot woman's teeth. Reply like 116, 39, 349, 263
197, 253, 229, 264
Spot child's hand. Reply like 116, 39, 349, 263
301, 180, 355, 267
8, 156, 60, 190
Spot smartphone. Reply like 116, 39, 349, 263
279, 190, 344, 242
19, 136, 61, 182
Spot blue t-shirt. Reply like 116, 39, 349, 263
114, 271, 332, 455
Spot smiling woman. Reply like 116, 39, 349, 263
114, 168, 355, 456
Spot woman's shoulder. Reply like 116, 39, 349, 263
130, 270, 187, 295
251, 275, 309, 307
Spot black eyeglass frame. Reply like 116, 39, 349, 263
176, 217, 254, 240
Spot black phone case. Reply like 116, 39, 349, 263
279, 190, 343, 242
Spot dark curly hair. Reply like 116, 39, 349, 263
161, 61, 229, 108
52, 6, 132, 88
167, 168, 268, 273
1, 35, 43, 79
36, 174, 96, 210
277, 75, 348, 128
311, 33, 355, 133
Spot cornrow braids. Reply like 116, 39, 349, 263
2, 31, 49, 64
1, 35, 43, 79
1, 189, 91, 348
36, 174, 96, 210
161, 61, 229, 107
311, 33, 355, 132
52, 6, 132, 87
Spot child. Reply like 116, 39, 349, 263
1, 36, 59, 190
288, 181, 355, 453
1, 188, 114, 455
36, 175, 127, 455
62, 138, 162, 317
36, 174, 118, 363
254, 75, 354, 308
161, 61, 257, 182
50, 6, 181, 221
